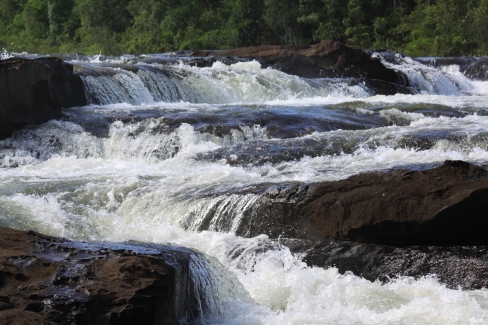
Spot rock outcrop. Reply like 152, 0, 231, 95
0, 57, 86, 139
193, 41, 412, 95
247, 160, 488, 246
0, 227, 214, 325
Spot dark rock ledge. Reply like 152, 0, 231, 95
0, 227, 212, 325
0, 57, 86, 140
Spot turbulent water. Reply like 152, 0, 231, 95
2, 53, 488, 324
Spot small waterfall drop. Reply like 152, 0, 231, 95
186, 250, 254, 323
372, 52, 475, 95
72, 60, 370, 105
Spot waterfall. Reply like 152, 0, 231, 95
3, 52, 488, 324
72, 60, 371, 105
372, 52, 475, 95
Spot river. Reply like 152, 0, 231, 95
1, 52, 488, 324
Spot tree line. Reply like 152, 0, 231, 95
1, 0, 488, 57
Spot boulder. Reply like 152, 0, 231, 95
0, 57, 86, 139
0, 227, 214, 325
248, 160, 488, 246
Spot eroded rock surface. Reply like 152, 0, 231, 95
0, 227, 209, 325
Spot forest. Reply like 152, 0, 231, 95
0, 0, 487, 57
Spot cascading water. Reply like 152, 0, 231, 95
372, 52, 476, 95
74, 60, 371, 105
2, 54, 488, 324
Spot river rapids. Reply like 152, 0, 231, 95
2, 52, 488, 324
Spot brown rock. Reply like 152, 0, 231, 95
248, 160, 488, 246
368, 79, 414, 95
465, 57, 488, 81
0, 227, 214, 325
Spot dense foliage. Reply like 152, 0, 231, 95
1, 0, 487, 56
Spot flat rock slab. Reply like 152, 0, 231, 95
0, 227, 207, 325
250, 160, 488, 246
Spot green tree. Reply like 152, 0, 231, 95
311, 0, 348, 42
343, 0, 373, 48
475, 0, 488, 53
231, 0, 264, 46
264, 0, 313, 45
402, 0, 478, 56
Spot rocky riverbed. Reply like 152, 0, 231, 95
2, 41, 488, 324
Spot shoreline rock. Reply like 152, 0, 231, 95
0, 227, 214, 325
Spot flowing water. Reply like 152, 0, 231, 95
2, 53, 488, 324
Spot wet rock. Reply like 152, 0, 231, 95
367, 79, 414, 95
0, 57, 86, 139
301, 238, 488, 290
193, 41, 410, 95
464, 57, 488, 81
0, 227, 209, 325
248, 160, 488, 246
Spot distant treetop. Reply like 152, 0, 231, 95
1, 0, 487, 56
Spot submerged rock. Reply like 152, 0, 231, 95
0, 227, 213, 325
248, 160, 488, 246
0, 57, 86, 139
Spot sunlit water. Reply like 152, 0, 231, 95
2, 56, 488, 324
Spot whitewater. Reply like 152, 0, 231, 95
2, 53, 488, 324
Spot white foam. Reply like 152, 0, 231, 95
1, 48, 13, 60
75, 60, 374, 105
1, 191, 487, 324
372, 53, 475, 95
3, 53, 488, 324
